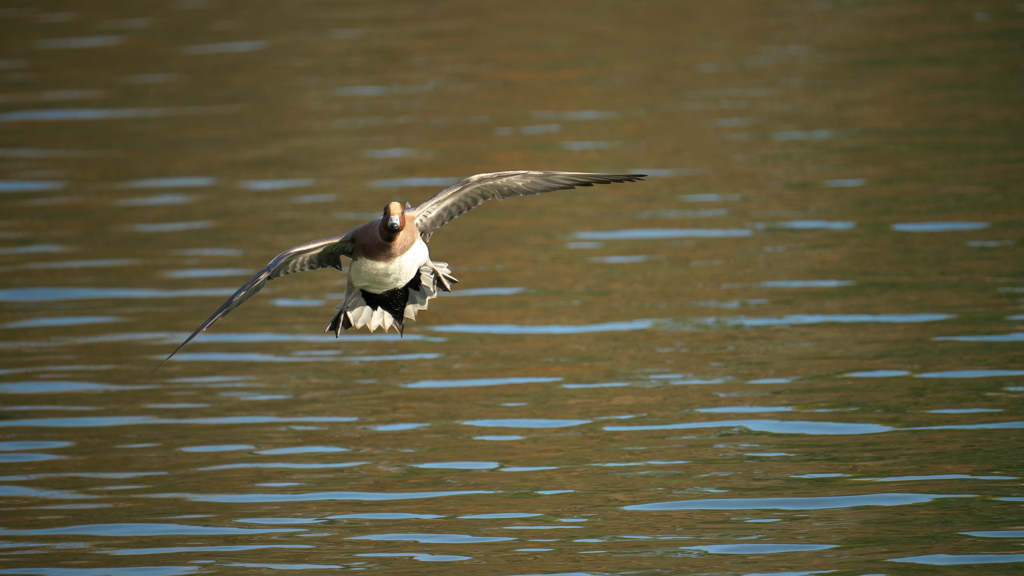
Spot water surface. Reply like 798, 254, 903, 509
0, 1, 1021, 575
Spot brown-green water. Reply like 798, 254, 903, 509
1, 1, 1022, 574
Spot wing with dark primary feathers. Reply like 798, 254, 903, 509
412, 171, 646, 241
159, 234, 356, 366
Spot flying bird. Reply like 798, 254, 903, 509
162, 170, 646, 363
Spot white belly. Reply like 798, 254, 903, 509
348, 239, 430, 293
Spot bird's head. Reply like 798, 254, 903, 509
380, 202, 406, 239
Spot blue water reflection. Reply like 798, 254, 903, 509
605, 420, 890, 435
0, 180, 65, 192
773, 129, 835, 141
0, 523, 299, 536
961, 530, 1024, 538
533, 110, 620, 120
348, 533, 514, 544
37, 35, 124, 49
589, 255, 656, 264
132, 221, 212, 233
367, 423, 429, 432
771, 220, 855, 230
626, 493, 974, 511
915, 369, 1024, 378
2, 316, 121, 328
256, 446, 349, 455
364, 148, 417, 158
116, 194, 194, 206
240, 178, 315, 191
412, 461, 500, 470
854, 474, 1015, 482
0, 108, 176, 122
561, 141, 620, 151
163, 268, 251, 279
934, 332, 1024, 342
695, 406, 794, 413
0, 416, 356, 428
0, 485, 95, 499
429, 320, 654, 334
574, 228, 751, 240
716, 313, 952, 327
150, 490, 493, 503
105, 544, 312, 556
403, 377, 560, 389
0, 567, 198, 576
0, 453, 63, 463
892, 222, 990, 232
824, 178, 864, 187
200, 462, 369, 470
23, 259, 139, 270
845, 370, 911, 378
367, 177, 459, 188
183, 41, 268, 55
167, 352, 441, 363
441, 287, 526, 297
683, 543, 836, 554
680, 193, 742, 202
631, 168, 703, 177
328, 513, 442, 520
907, 422, 1024, 431
118, 177, 216, 189
758, 280, 854, 288
0, 441, 72, 451
180, 444, 254, 453
890, 553, 1024, 565
355, 552, 472, 562
0, 244, 65, 255
463, 419, 592, 429
0, 381, 151, 394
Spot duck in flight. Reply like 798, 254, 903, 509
162, 171, 646, 363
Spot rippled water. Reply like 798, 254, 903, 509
1, 1, 1022, 574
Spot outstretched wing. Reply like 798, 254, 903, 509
159, 234, 356, 365
412, 171, 646, 241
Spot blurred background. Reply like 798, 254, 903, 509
1, 0, 1022, 574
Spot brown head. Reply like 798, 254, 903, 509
379, 201, 406, 241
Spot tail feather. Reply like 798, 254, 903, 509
434, 261, 458, 292
325, 260, 455, 336
326, 310, 342, 336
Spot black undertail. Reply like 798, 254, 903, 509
337, 272, 424, 333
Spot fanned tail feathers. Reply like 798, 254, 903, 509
325, 261, 458, 337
